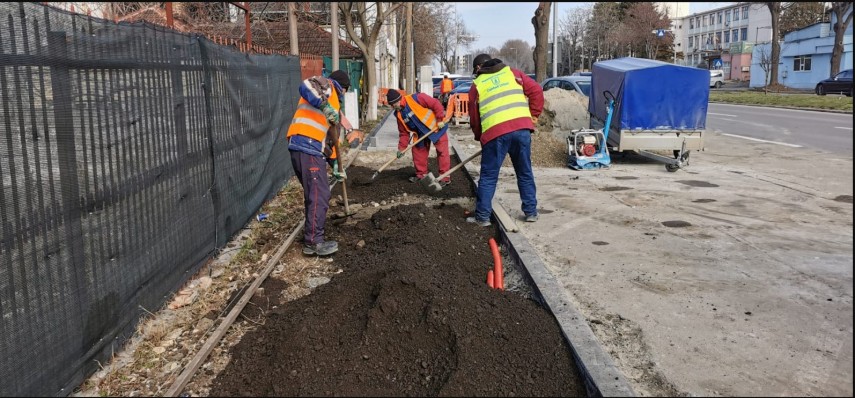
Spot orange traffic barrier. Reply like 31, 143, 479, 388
487, 270, 495, 288
489, 238, 503, 290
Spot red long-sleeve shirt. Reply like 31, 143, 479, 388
468, 67, 544, 145
396, 93, 446, 151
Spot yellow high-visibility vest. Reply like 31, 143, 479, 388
474, 66, 531, 131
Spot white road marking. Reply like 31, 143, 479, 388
708, 112, 738, 117
834, 127, 853, 130
720, 133, 803, 148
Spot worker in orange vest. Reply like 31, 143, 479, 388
386, 89, 451, 186
440, 74, 454, 106
287, 70, 362, 256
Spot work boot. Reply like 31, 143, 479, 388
525, 214, 539, 223
408, 176, 423, 183
466, 216, 491, 227
303, 240, 339, 256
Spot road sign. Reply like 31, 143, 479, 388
657, 29, 665, 37
713, 59, 723, 69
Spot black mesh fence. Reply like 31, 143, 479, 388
0, 3, 300, 396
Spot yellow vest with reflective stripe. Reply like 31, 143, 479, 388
474, 66, 531, 131
286, 89, 340, 144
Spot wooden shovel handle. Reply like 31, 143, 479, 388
434, 149, 482, 182
377, 129, 437, 173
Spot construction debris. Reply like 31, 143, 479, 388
538, 89, 590, 132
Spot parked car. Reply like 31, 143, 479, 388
709, 69, 724, 88
450, 81, 472, 95
815, 69, 853, 96
540, 76, 592, 97
432, 74, 468, 98
571, 71, 592, 77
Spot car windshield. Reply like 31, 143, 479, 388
575, 81, 591, 97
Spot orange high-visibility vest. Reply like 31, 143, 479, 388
287, 87, 341, 158
441, 78, 453, 93
395, 94, 439, 136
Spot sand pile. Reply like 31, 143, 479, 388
538, 89, 590, 132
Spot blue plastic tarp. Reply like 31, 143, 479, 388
589, 57, 709, 131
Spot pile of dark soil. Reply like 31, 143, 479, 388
341, 157, 473, 202
208, 159, 586, 396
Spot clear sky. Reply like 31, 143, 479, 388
457, 2, 734, 52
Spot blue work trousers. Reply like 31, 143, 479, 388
290, 150, 330, 245
474, 129, 537, 222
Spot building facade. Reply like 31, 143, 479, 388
750, 10, 854, 89
677, 2, 772, 80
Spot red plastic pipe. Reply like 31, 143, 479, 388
489, 238, 503, 290
487, 270, 494, 288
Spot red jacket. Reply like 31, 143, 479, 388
468, 63, 544, 145
396, 93, 446, 151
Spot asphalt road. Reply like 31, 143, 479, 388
706, 102, 854, 154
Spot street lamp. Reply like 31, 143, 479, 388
755, 26, 771, 43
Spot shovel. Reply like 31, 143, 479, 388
419, 149, 482, 194
332, 130, 353, 217
368, 127, 440, 183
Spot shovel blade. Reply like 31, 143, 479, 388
419, 172, 443, 193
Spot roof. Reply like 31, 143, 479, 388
118, 7, 362, 59
233, 21, 363, 59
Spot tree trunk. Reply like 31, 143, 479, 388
364, 47, 377, 120
532, 2, 551, 82
830, 3, 853, 76
766, 2, 781, 87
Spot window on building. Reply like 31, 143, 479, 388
742, 6, 749, 19
688, 35, 694, 47
794, 55, 812, 71
695, 36, 699, 48
726, 10, 731, 23
732, 29, 738, 42
733, 8, 740, 21
696, 17, 700, 28
724, 31, 730, 43
703, 15, 707, 27
715, 31, 722, 47
741, 28, 748, 41
690, 18, 694, 29
718, 12, 722, 24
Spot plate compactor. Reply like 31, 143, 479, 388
567, 90, 616, 170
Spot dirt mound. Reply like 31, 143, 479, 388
209, 200, 586, 396
538, 89, 590, 132
341, 157, 473, 202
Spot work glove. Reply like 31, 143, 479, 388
346, 129, 364, 145
322, 102, 340, 125
437, 120, 447, 130
396, 151, 404, 159
331, 160, 347, 181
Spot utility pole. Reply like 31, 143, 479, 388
288, 2, 299, 55
552, 2, 558, 78
331, 2, 339, 73
406, 3, 414, 92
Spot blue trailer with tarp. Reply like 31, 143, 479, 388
588, 57, 709, 172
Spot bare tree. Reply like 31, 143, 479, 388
584, 2, 621, 64
829, 2, 854, 76
757, 44, 774, 94
780, 2, 827, 34
559, 5, 590, 74
757, 2, 797, 88
531, 2, 551, 82
498, 40, 534, 73
615, 2, 672, 60
339, 2, 404, 121
434, 5, 477, 74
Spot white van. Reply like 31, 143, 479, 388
709, 69, 724, 89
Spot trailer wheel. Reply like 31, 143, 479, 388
666, 163, 680, 172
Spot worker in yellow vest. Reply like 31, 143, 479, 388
466, 54, 544, 227
287, 70, 362, 256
